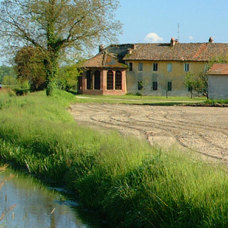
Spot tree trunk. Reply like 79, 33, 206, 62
44, 56, 58, 96
44, 0, 59, 96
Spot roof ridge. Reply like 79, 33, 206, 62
102, 51, 107, 66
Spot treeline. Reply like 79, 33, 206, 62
0, 47, 81, 93
14, 46, 81, 92
0, 65, 17, 84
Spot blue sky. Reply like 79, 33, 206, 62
116, 0, 228, 44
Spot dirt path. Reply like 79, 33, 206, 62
70, 103, 228, 162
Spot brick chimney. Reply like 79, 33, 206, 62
209, 37, 214, 43
132, 44, 136, 49
128, 48, 132, 54
170, 37, 176, 46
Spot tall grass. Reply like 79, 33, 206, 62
0, 90, 228, 227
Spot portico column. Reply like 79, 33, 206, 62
102, 69, 107, 92
122, 70, 127, 93
113, 70, 116, 90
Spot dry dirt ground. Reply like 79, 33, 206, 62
70, 103, 228, 162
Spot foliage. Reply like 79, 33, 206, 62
184, 72, 205, 98
0, 91, 227, 226
57, 64, 82, 91
0, 0, 121, 96
14, 81, 30, 96
2, 75, 17, 86
15, 46, 46, 91
159, 77, 172, 98
208, 55, 228, 66
0, 65, 16, 83
205, 99, 228, 105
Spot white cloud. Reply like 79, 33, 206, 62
189, 36, 194, 41
144, 33, 163, 43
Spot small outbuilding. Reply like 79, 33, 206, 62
208, 64, 228, 99
79, 48, 128, 95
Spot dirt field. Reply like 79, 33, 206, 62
71, 103, 228, 162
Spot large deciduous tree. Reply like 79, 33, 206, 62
0, 0, 121, 95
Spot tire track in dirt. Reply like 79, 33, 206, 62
70, 104, 228, 162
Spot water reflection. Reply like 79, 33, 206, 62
0, 170, 88, 228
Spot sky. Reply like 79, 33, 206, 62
116, 0, 228, 44
1, 0, 228, 65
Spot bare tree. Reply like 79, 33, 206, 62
0, 0, 121, 95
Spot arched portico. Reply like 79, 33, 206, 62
81, 68, 126, 95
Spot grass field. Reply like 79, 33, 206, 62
0, 90, 228, 227
75, 94, 206, 105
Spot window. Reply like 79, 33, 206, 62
138, 81, 143, 90
94, 70, 100, 90
107, 70, 113, 90
168, 81, 172, 91
153, 63, 158, 71
129, 62, 133, 71
138, 63, 143, 71
86, 70, 92, 90
167, 63, 172, 72
184, 63, 190, 72
152, 81, 158, 91
115, 71, 122, 90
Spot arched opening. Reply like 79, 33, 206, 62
77, 76, 82, 92
86, 70, 92, 90
107, 70, 113, 90
94, 70, 100, 90
115, 71, 122, 90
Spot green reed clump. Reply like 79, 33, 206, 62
1, 90, 228, 227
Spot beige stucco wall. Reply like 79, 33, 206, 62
208, 75, 228, 99
126, 60, 206, 96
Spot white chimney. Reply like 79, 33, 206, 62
170, 37, 176, 46
209, 37, 214, 43
99, 44, 105, 52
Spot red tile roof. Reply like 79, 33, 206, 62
83, 51, 128, 69
83, 42, 228, 68
207, 64, 228, 75
123, 43, 228, 61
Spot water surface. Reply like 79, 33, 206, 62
0, 170, 88, 228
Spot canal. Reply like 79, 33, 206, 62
0, 169, 88, 228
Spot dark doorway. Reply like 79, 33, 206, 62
86, 70, 92, 90
115, 71, 122, 90
94, 70, 100, 90
107, 70, 113, 90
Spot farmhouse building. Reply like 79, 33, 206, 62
79, 38, 228, 96
208, 64, 228, 99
